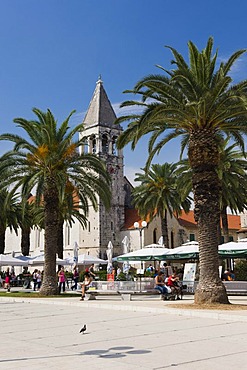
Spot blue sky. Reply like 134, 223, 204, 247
1, 0, 247, 184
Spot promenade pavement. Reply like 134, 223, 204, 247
1, 291, 247, 369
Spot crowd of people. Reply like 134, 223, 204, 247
1, 261, 237, 299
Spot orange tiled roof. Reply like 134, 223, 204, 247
225, 214, 241, 230
177, 210, 197, 228
177, 210, 241, 230
124, 208, 150, 230
124, 208, 241, 231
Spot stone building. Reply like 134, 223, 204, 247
77, 77, 125, 258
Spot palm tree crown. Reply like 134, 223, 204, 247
132, 163, 191, 247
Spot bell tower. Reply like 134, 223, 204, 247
79, 77, 125, 257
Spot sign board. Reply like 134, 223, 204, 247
219, 266, 223, 278
183, 263, 197, 282
137, 269, 145, 275
107, 273, 115, 282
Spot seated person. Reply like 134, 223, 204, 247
88, 263, 96, 279
167, 273, 182, 299
80, 272, 93, 301
154, 271, 169, 299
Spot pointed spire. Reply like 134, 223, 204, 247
83, 77, 119, 128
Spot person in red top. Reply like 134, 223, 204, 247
167, 273, 181, 299
58, 266, 66, 294
4, 268, 11, 292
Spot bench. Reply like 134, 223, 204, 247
85, 290, 120, 300
85, 289, 177, 301
223, 282, 247, 295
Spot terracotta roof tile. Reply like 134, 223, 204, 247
123, 208, 149, 230
225, 214, 241, 230
176, 210, 241, 230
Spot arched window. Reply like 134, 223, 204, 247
102, 134, 108, 154
153, 228, 157, 244
171, 231, 174, 249
90, 135, 96, 154
112, 136, 117, 155
82, 137, 88, 154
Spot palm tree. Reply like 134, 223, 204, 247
116, 37, 247, 304
132, 163, 191, 248
0, 189, 20, 254
0, 108, 111, 295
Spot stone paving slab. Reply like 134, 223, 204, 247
1, 296, 247, 369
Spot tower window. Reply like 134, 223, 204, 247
92, 136, 96, 153
112, 136, 117, 155
153, 228, 157, 244
102, 134, 108, 154
82, 137, 89, 154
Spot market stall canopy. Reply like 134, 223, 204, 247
28, 254, 70, 266
0, 254, 29, 266
159, 241, 199, 260
218, 240, 247, 258
157, 239, 247, 260
15, 255, 33, 262
66, 254, 107, 265
116, 244, 171, 262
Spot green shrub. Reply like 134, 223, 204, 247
96, 270, 107, 281
65, 271, 73, 279
234, 260, 247, 281
116, 272, 127, 281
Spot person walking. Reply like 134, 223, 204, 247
32, 269, 38, 291
58, 266, 66, 294
71, 266, 79, 291
36, 270, 42, 291
4, 268, 11, 292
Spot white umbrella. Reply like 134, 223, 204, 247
158, 236, 164, 246
122, 236, 130, 273
73, 241, 79, 264
106, 241, 113, 273
0, 254, 28, 266
116, 246, 171, 261
29, 254, 69, 266
66, 254, 107, 265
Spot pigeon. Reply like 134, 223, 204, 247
79, 324, 86, 334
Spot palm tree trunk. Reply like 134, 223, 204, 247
161, 210, 169, 248
0, 230, 5, 254
21, 227, 30, 256
221, 206, 230, 243
57, 219, 64, 259
39, 182, 59, 295
189, 130, 228, 304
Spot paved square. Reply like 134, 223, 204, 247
1, 298, 247, 369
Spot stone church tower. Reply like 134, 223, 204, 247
78, 77, 125, 258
